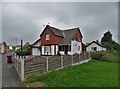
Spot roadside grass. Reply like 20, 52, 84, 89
24, 60, 118, 87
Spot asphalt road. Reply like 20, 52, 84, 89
2, 51, 24, 87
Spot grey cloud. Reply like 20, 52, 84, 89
2, 2, 118, 45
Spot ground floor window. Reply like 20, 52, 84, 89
45, 46, 50, 52
91, 47, 97, 51
59, 45, 71, 51
59, 46, 64, 51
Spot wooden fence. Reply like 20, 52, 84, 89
14, 52, 91, 81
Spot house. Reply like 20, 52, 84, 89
14, 45, 21, 50
31, 39, 41, 55
86, 40, 106, 52
9, 45, 13, 50
40, 25, 83, 55
0, 42, 9, 53
0, 43, 4, 53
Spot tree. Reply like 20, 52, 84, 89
16, 42, 31, 56
101, 31, 120, 52
101, 31, 112, 45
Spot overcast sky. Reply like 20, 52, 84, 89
2, 2, 118, 45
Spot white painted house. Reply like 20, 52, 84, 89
0, 43, 4, 53
9, 45, 13, 50
32, 39, 41, 55
86, 41, 106, 52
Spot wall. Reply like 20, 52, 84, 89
0, 44, 4, 53
70, 40, 82, 55
32, 40, 41, 56
59, 41, 82, 55
41, 45, 58, 55
41, 27, 63, 45
86, 43, 106, 52
9, 46, 13, 50
32, 48, 40, 55
73, 29, 82, 42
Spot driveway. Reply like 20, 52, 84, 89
2, 51, 24, 87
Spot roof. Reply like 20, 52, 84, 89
47, 25, 64, 37
32, 39, 40, 45
40, 25, 64, 37
86, 41, 105, 48
59, 28, 81, 45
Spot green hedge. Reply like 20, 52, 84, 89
91, 50, 118, 62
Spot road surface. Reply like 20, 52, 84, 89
2, 51, 24, 87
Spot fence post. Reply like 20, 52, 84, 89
14, 53, 16, 68
84, 52, 86, 62
89, 52, 91, 60
71, 55, 73, 66
16, 55, 19, 71
46, 57, 48, 71
61, 55, 63, 68
21, 56, 24, 81
79, 53, 80, 63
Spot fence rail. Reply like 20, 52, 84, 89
14, 52, 91, 81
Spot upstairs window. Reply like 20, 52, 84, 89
46, 34, 50, 40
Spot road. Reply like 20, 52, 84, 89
2, 51, 24, 87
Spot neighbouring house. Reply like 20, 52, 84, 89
31, 38, 41, 55
0, 42, 9, 53
9, 45, 13, 50
0, 43, 4, 53
86, 40, 106, 52
14, 45, 21, 50
40, 25, 83, 55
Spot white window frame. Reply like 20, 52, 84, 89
46, 34, 50, 40
45, 46, 50, 52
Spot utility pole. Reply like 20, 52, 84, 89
21, 40, 23, 52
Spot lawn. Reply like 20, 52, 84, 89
25, 60, 118, 87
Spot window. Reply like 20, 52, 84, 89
91, 47, 97, 51
59, 46, 64, 51
46, 34, 50, 40
45, 46, 50, 52
78, 46, 80, 50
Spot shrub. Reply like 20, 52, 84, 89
91, 51, 118, 62
91, 51, 105, 60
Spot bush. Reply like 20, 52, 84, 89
91, 51, 118, 62
91, 51, 105, 60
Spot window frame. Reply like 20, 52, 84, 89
45, 34, 50, 40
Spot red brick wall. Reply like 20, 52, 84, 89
73, 30, 82, 42
3, 42, 9, 52
41, 28, 63, 45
